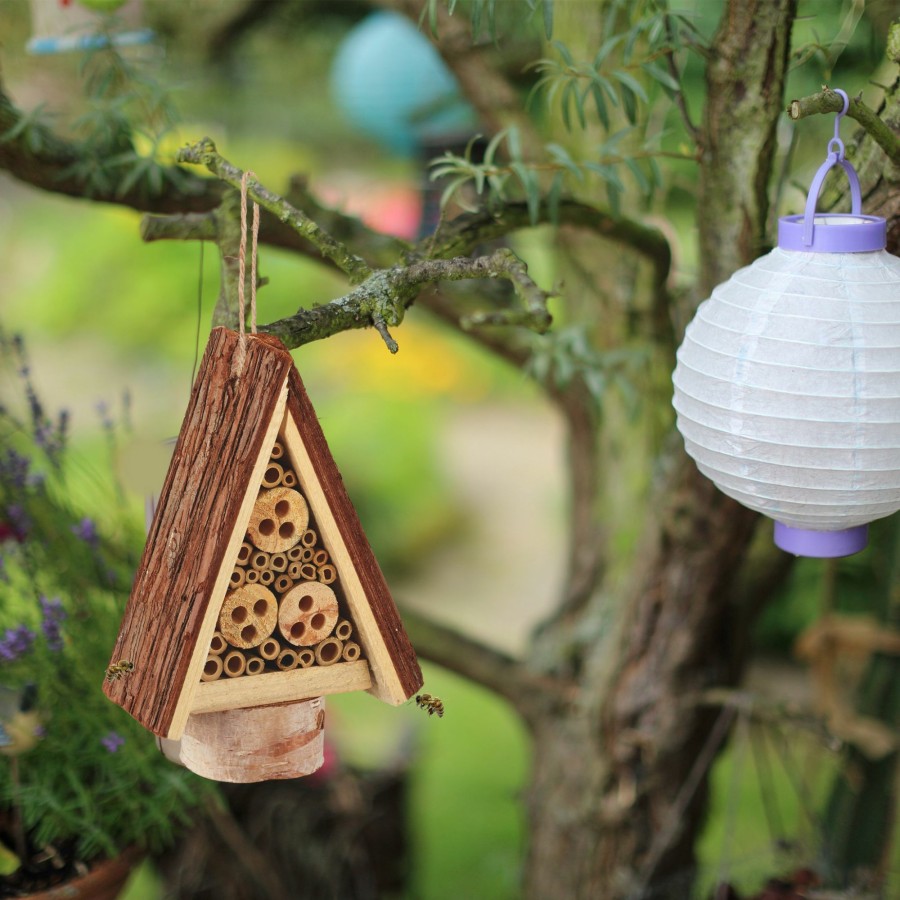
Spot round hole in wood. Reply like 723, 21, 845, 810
219, 586, 278, 649
231, 607, 247, 624
246, 657, 265, 675
253, 598, 269, 616
241, 625, 257, 643
342, 642, 360, 661
237, 544, 251, 563
226, 655, 243, 673
245, 569, 259, 583
266, 466, 281, 484
275, 499, 290, 517
258, 518, 276, 536
318, 641, 339, 663
230, 570, 242, 585
298, 649, 315, 668
275, 575, 292, 593
279, 582, 339, 647
279, 522, 295, 540
204, 659, 219, 676
259, 570, 274, 585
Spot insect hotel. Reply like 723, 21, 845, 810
104, 327, 423, 782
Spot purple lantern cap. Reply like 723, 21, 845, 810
778, 89, 886, 253
774, 522, 869, 558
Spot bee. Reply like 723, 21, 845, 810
415, 693, 444, 718
105, 660, 135, 682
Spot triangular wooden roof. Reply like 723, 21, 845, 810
104, 327, 422, 740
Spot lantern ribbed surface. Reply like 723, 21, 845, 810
673, 246, 900, 531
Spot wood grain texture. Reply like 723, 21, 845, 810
103, 328, 295, 737
283, 370, 423, 702
157, 698, 325, 783
191, 660, 372, 714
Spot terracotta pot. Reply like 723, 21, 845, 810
26, 845, 142, 900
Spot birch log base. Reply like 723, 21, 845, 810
157, 698, 325, 782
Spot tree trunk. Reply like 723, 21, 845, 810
522, 2, 797, 896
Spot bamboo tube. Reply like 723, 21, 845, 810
282, 471, 298, 488
223, 651, 247, 678
287, 546, 303, 561
318, 564, 337, 585
315, 637, 343, 667
269, 553, 288, 573
274, 574, 293, 594
261, 462, 284, 489
236, 542, 253, 566
201, 654, 223, 682
251, 550, 270, 571
334, 620, 353, 641
312, 549, 329, 567
300, 563, 317, 581
300, 528, 317, 548
209, 632, 228, 656
341, 641, 361, 662
279, 582, 339, 646
288, 562, 303, 580
245, 656, 265, 676
259, 570, 275, 586
270, 441, 284, 460
301, 547, 315, 563
219, 585, 278, 649
245, 569, 260, 584
297, 649, 315, 668
258, 637, 280, 661
277, 649, 298, 671
229, 567, 246, 589
247, 487, 309, 553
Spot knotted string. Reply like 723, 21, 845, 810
234, 170, 260, 376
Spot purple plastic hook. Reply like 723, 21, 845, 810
801, 88, 862, 246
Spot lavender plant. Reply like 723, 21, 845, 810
0, 328, 209, 882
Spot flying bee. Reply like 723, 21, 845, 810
105, 660, 135, 683
415, 693, 444, 718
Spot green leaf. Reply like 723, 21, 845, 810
625, 157, 650, 194
546, 171, 564, 225
593, 34, 623, 68
552, 39, 574, 67
641, 60, 680, 93
542, 0, 554, 39
590, 81, 610, 130
547, 143, 584, 182
483, 128, 508, 166
510, 162, 540, 225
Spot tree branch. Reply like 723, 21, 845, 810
787, 88, 900, 167
399, 604, 572, 720
261, 248, 552, 351
177, 138, 373, 284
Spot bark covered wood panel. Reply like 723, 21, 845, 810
104, 328, 294, 736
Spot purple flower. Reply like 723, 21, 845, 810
101, 731, 125, 753
71, 517, 98, 546
39, 596, 66, 652
0, 625, 36, 662
0, 450, 29, 490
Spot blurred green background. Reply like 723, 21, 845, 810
1, 0, 897, 897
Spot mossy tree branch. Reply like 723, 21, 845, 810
177, 138, 375, 284
787, 87, 900, 167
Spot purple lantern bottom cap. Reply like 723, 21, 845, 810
774, 522, 868, 558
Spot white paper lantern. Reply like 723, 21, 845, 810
673, 91, 900, 557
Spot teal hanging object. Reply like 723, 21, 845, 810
330, 11, 477, 156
